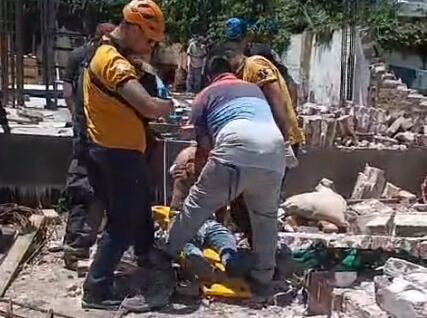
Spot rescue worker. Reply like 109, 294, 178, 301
63, 23, 116, 116
220, 41, 304, 165
224, 17, 300, 110
62, 23, 115, 271
147, 56, 287, 305
80, 0, 173, 310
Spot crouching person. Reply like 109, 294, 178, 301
149, 56, 286, 303
169, 145, 250, 281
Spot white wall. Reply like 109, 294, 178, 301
307, 31, 343, 106
282, 29, 369, 107
282, 33, 303, 83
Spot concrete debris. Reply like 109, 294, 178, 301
358, 213, 393, 236
332, 283, 389, 318
349, 199, 395, 216
277, 232, 427, 259
375, 275, 427, 318
348, 197, 427, 237
383, 257, 427, 277
396, 190, 417, 203
382, 182, 401, 199
375, 259, 427, 318
413, 204, 427, 212
393, 213, 427, 237
350, 164, 418, 204
347, 199, 394, 235
351, 164, 386, 200
299, 63, 427, 150
382, 183, 417, 203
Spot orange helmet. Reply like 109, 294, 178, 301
123, 0, 165, 42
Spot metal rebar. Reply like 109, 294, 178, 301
41, 0, 54, 109
9, 29, 16, 109
15, 0, 24, 107
0, 0, 10, 108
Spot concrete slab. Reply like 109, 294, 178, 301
393, 213, 427, 237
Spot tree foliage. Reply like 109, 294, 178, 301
23, 0, 427, 56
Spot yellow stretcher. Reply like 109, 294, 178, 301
201, 248, 252, 299
151, 206, 252, 299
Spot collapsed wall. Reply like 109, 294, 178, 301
300, 61, 427, 150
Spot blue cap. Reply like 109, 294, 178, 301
225, 18, 247, 41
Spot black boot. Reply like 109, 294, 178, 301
82, 287, 123, 311
63, 247, 90, 271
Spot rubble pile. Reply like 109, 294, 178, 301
278, 164, 427, 318
375, 258, 427, 318
300, 63, 427, 150
281, 165, 426, 256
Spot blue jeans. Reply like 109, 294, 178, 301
182, 219, 237, 264
83, 145, 154, 294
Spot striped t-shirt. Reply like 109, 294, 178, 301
190, 73, 286, 172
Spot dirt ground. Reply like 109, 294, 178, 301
4, 223, 329, 318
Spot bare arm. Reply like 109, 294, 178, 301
262, 81, 289, 141
63, 82, 75, 117
118, 79, 173, 119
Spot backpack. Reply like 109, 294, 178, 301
72, 37, 165, 161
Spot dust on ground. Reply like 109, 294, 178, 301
5, 223, 326, 318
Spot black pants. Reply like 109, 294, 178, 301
64, 158, 104, 255
84, 145, 154, 293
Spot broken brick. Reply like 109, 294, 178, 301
363, 214, 393, 235
393, 213, 427, 237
